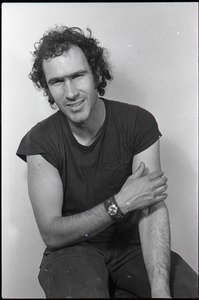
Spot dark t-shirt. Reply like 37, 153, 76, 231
17, 98, 161, 250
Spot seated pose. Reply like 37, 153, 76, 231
17, 26, 198, 298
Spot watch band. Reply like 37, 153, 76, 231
104, 195, 124, 221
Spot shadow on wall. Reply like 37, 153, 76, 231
162, 137, 198, 273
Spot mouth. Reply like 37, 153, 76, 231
66, 99, 85, 108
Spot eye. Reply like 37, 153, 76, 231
72, 74, 83, 80
51, 79, 64, 86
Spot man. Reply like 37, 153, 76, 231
17, 26, 198, 298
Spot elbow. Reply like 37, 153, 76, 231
43, 234, 62, 251
40, 218, 64, 251
42, 233, 56, 250
42, 229, 72, 251
41, 226, 61, 251
44, 237, 75, 251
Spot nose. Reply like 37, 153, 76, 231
64, 79, 79, 100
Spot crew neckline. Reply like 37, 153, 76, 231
59, 98, 109, 151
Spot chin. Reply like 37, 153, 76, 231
69, 113, 90, 125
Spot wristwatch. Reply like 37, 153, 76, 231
104, 196, 124, 221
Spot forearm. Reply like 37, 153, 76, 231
45, 201, 114, 250
138, 202, 171, 297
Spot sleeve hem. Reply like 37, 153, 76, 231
16, 152, 58, 169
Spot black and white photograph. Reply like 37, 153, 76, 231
2, 2, 198, 298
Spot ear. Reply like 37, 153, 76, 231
46, 89, 56, 107
93, 73, 101, 90
96, 66, 102, 83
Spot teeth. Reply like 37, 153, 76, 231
67, 100, 84, 107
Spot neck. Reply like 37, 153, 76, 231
69, 98, 106, 146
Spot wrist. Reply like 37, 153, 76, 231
152, 291, 171, 298
114, 192, 130, 214
151, 283, 171, 298
104, 195, 124, 221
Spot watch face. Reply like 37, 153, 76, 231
108, 204, 118, 216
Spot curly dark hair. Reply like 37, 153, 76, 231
29, 25, 113, 105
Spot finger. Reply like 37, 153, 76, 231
154, 193, 168, 202
153, 177, 168, 189
143, 192, 168, 203
149, 170, 164, 181
145, 193, 168, 208
137, 193, 167, 210
154, 184, 168, 196
154, 176, 168, 183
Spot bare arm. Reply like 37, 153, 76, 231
27, 149, 167, 251
132, 140, 171, 298
27, 154, 114, 250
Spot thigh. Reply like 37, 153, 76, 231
112, 250, 199, 299
170, 251, 198, 298
38, 244, 110, 298
112, 253, 151, 298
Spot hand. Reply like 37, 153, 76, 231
115, 162, 168, 214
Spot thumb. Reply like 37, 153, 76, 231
132, 162, 145, 179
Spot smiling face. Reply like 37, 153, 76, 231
42, 46, 100, 126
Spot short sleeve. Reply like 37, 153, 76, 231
132, 107, 162, 156
16, 122, 58, 169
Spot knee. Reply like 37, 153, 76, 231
170, 251, 198, 298
39, 267, 110, 298
170, 250, 197, 274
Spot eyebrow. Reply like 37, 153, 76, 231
47, 70, 88, 85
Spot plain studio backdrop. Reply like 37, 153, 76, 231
2, 3, 198, 298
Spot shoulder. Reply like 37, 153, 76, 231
33, 110, 61, 130
103, 98, 156, 125
103, 98, 139, 113
28, 111, 62, 139
16, 111, 63, 166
